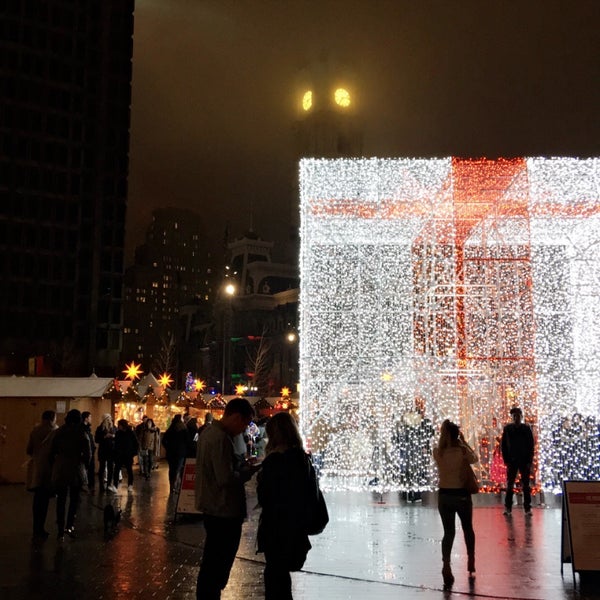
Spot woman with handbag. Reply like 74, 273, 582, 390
256, 413, 314, 600
433, 419, 478, 588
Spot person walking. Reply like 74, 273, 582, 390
195, 398, 258, 600
50, 409, 91, 541
162, 414, 188, 494
198, 413, 214, 437
501, 406, 535, 516
25, 410, 58, 540
95, 414, 117, 493
256, 412, 313, 600
81, 411, 96, 493
186, 417, 199, 458
113, 419, 138, 493
137, 417, 159, 479
433, 419, 478, 588
135, 415, 149, 474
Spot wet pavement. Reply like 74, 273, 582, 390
1, 464, 599, 600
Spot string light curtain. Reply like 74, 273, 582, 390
299, 157, 600, 493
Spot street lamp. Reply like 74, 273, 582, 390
221, 282, 236, 395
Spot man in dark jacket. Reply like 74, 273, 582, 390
26, 410, 58, 540
50, 409, 91, 540
502, 407, 535, 515
81, 411, 96, 493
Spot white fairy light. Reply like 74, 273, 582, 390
300, 157, 600, 493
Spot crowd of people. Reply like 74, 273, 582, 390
25, 402, 595, 597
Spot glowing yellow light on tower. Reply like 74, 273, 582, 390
334, 88, 351, 107
194, 379, 206, 392
302, 90, 312, 111
122, 361, 142, 381
281, 386, 291, 398
158, 373, 173, 388
235, 384, 246, 396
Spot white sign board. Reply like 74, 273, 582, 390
562, 480, 600, 574
174, 459, 202, 516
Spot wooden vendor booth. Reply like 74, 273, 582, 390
0, 375, 114, 484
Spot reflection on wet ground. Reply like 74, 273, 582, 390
1, 465, 599, 599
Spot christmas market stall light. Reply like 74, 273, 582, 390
300, 157, 600, 494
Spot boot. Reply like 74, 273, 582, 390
442, 562, 454, 587
468, 555, 476, 578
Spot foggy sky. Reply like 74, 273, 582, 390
126, 0, 600, 264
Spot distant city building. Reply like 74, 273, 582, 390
121, 208, 220, 383
220, 231, 299, 397
0, 2, 134, 376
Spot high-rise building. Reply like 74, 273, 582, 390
0, 1, 134, 376
121, 208, 219, 382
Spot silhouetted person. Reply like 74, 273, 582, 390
113, 419, 138, 492
502, 407, 535, 515
50, 409, 91, 540
81, 411, 96, 493
195, 399, 258, 599
26, 410, 57, 540
162, 414, 188, 494
257, 412, 313, 600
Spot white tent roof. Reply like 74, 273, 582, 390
0, 376, 114, 398
136, 373, 161, 397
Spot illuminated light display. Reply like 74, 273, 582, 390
194, 379, 206, 393
158, 373, 173, 388
299, 157, 600, 493
334, 87, 351, 107
302, 90, 313, 111
122, 361, 143, 381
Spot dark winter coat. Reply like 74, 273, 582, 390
25, 422, 57, 491
114, 427, 139, 461
256, 447, 312, 571
50, 423, 91, 489
162, 424, 188, 461
82, 423, 96, 455
95, 425, 116, 461
501, 422, 534, 465
186, 421, 199, 458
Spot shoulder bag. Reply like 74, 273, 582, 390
461, 448, 480, 494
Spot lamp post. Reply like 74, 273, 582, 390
282, 330, 298, 392
221, 282, 236, 395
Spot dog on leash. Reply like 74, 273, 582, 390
103, 503, 122, 537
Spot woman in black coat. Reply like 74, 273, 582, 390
161, 414, 188, 494
113, 419, 139, 492
257, 413, 313, 600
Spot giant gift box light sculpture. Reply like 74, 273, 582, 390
299, 157, 600, 493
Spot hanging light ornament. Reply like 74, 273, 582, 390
158, 373, 173, 389
122, 361, 143, 381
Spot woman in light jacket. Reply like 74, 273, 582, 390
433, 419, 478, 588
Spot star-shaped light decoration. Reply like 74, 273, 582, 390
122, 361, 142, 381
194, 379, 205, 393
235, 384, 246, 397
381, 372, 393, 382
280, 386, 291, 398
158, 373, 173, 389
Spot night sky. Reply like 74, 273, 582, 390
126, 0, 600, 263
